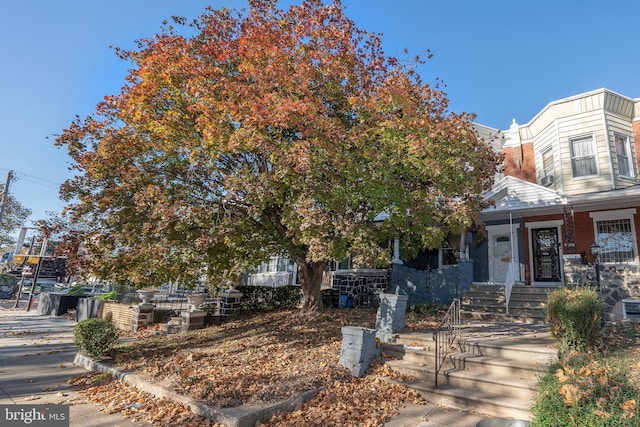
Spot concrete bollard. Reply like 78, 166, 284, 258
339, 326, 379, 377
375, 291, 409, 342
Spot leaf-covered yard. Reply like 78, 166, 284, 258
69, 308, 441, 426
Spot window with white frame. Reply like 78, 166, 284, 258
335, 257, 353, 270
440, 246, 457, 267
257, 256, 291, 273
542, 147, 554, 178
591, 209, 638, 264
569, 135, 598, 177
438, 232, 467, 268
614, 134, 633, 178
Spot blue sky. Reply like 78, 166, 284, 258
1, 0, 639, 226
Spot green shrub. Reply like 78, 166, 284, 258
65, 285, 85, 296
533, 355, 639, 426
546, 287, 603, 355
99, 289, 116, 300
237, 285, 302, 311
74, 318, 119, 357
408, 302, 441, 316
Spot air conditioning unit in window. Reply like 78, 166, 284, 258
541, 174, 555, 187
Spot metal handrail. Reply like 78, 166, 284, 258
432, 298, 461, 388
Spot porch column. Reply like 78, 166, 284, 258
392, 238, 403, 264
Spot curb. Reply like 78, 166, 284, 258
73, 353, 320, 427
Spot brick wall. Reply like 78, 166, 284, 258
503, 143, 535, 183
101, 302, 133, 331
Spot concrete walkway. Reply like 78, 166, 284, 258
0, 302, 149, 426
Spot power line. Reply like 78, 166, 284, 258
0, 167, 63, 190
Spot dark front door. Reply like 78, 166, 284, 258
532, 228, 561, 282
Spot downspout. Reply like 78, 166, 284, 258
506, 187, 515, 314
602, 109, 616, 189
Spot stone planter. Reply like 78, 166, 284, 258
187, 293, 208, 311
375, 291, 409, 342
137, 289, 156, 305
339, 326, 379, 377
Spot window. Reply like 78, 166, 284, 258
257, 256, 291, 273
623, 299, 640, 319
570, 135, 598, 177
540, 147, 555, 186
336, 257, 353, 270
440, 246, 457, 266
591, 210, 638, 264
542, 147, 554, 177
328, 256, 354, 271
438, 232, 467, 268
595, 218, 635, 263
615, 134, 633, 178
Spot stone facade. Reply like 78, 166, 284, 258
330, 270, 390, 308
390, 265, 428, 306
391, 260, 474, 307
563, 256, 640, 321
427, 259, 473, 305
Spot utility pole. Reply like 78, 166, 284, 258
13, 235, 35, 309
0, 170, 13, 228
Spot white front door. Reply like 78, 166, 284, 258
487, 224, 520, 283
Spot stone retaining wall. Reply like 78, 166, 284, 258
563, 257, 640, 321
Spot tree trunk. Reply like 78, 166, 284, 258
297, 260, 326, 312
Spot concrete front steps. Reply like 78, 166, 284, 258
461, 284, 556, 323
381, 325, 557, 420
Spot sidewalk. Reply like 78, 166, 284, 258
384, 402, 488, 427
0, 302, 149, 427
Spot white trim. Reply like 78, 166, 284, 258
613, 132, 634, 179
589, 208, 637, 220
590, 209, 638, 264
602, 109, 616, 188
554, 120, 565, 192
486, 224, 521, 232
392, 238, 403, 264
525, 220, 563, 229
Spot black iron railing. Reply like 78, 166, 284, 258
432, 298, 461, 388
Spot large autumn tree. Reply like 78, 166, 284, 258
56, 0, 499, 311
